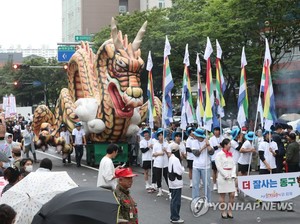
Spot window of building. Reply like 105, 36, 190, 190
158, 0, 165, 8
119, 0, 128, 13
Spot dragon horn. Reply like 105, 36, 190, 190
132, 21, 147, 52
111, 17, 124, 50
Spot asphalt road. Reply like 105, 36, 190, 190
30, 148, 299, 224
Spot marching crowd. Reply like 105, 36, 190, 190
125, 122, 300, 223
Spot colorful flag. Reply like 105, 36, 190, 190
180, 44, 196, 130
162, 36, 174, 128
262, 39, 277, 130
237, 47, 249, 128
195, 53, 205, 126
146, 51, 156, 129
215, 40, 226, 118
203, 37, 214, 131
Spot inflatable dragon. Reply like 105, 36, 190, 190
32, 18, 161, 145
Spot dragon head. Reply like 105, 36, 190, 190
98, 18, 147, 118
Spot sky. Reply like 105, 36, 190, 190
0, 0, 62, 49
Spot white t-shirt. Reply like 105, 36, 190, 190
72, 128, 85, 145
168, 154, 184, 189
209, 135, 224, 161
230, 139, 240, 164
60, 131, 71, 144
191, 139, 211, 169
152, 141, 169, 168
139, 138, 153, 161
259, 141, 278, 169
238, 140, 253, 165
97, 156, 117, 189
186, 136, 195, 160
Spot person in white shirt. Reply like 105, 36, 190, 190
97, 144, 120, 190
185, 127, 195, 188
168, 142, 185, 224
59, 124, 73, 164
36, 158, 52, 172
152, 128, 169, 197
72, 122, 86, 167
209, 127, 224, 191
139, 128, 154, 191
22, 124, 38, 163
238, 131, 256, 176
259, 131, 278, 174
229, 128, 244, 196
191, 128, 214, 203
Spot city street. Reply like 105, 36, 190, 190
31, 148, 299, 224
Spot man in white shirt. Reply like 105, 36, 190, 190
191, 128, 213, 203
139, 128, 154, 191
185, 127, 195, 188
59, 124, 73, 164
97, 144, 120, 190
72, 122, 86, 167
238, 131, 256, 176
22, 124, 38, 163
259, 131, 278, 174
209, 127, 224, 191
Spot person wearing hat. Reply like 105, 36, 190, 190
191, 128, 214, 203
285, 132, 299, 172
185, 127, 195, 188
238, 131, 256, 177
72, 122, 86, 167
229, 128, 244, 196
59, 124, 73, 164
167, 129, 186, 160
139, 128, 154, 192
152, 128, 169, 197
114, 168, 138, 224
168, 142, 185, 223
209, 127, 224, 191
258, 131, 278, 174
272, 124, 285, 173
22, 124, 38, 163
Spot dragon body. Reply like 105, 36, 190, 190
33, 18, 161, 145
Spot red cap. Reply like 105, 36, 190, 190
115, 168, 138, 178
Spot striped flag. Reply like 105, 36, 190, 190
203, 37, 214, 131
262, 39, 277, 130
180, 44, 196, 130
195, 53, 205, 126
237, 47, 249, 128
162, 36, 174, 128
215, 40, 226, 118
146, 51, 156, 129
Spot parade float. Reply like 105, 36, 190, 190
32, 18, 161, 165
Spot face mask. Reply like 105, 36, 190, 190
25, 165, 33, 172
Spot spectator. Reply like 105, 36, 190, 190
19, 158, 33, 177
11, 146, 22, 170
1, 167, 20, 195
97, 144, 120, 190
0, 204, 16, 224
22, 124, 38, 163
168, 142, 185, 223
36, 158, 52, 172
114, 168, 138, 224
285, 133, 300, 172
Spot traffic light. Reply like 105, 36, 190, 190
63, 64, 68, 70
12, 64, 30, 70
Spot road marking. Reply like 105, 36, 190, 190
37, 150, 193, 201
36, 150, 99, 171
